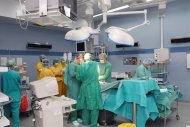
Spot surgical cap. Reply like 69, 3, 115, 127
53, 59, 59, 65
59, 57, 65, 62
99, 53, 107, 60
143, 58, 154, 65
84, 53, 92, 61
40, 55, 46, 60
42, 59, 49, 67
7, 60, 16, 67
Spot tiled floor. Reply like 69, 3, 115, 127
18, 102, 190, 127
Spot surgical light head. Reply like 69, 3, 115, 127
65, 27, 99, 42
65, 29, 90, 42
106, 27, 135, 46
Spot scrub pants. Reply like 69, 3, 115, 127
4, 100, 21, 127
82, 109, 99, 127
58, 81, 67, 96
71, 104, 77, 121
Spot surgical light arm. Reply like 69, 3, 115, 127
97, 9, 150, 32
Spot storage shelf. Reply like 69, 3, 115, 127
152, 72, 168, 75
63, 109, 76, 114
0, 116, 10, 127
0, 93, 9, 103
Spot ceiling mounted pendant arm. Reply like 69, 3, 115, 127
97, 8, 108, 30
126, 9, 150, 32
107, 10, 147, 16
96, 0, 111, 30
105, 9, 150, 46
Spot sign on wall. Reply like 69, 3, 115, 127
123, 57, 137, 65
187, 53, 190, 69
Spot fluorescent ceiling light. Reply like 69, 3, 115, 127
93, 5, 130, 18
146, 0, 153, 2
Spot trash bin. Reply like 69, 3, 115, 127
118, 123, 136, 127
98, 110, 116, 125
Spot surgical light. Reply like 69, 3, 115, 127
65, 29, 90, 42
65, 26, 99, 42
106, 27, 135, 46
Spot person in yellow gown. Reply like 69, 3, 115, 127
59, 57, 67, 96
36, 55, 46, 80
39, 59, 54, 79
50, 58, 66, 96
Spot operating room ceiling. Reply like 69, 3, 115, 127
0, 0, 175, 30
76, 0, 172, 19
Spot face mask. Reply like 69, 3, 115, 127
100, 60, 105, 63
43, 64, 49, 67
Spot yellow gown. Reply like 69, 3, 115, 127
51, 64, 67, 96
36, 62, 43, 80
39, 67, 54, 80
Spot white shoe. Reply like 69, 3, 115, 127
77, 118, 82, 123
72, 120, 80, 126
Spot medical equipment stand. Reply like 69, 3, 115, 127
133, 103, 137, 125
31, 96, 76, 127
0, 93, 12, 127
163, 85, 180, 127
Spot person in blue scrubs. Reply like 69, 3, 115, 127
133, 58, 155, 79
64, 56, 83, 126
98, 53, 112, 83
76, 53, 102, 127
1, 60, 22, 127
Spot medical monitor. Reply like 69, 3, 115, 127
76, 42, 86, 52
30, 77, 58, 98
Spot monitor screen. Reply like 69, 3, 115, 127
76, 42, 85, 52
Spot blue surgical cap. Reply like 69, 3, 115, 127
143, 58, 154, 65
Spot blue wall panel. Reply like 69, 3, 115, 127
0, 22, 75, 81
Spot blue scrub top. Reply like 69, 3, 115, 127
1, 70, 21, 101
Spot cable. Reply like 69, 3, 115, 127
17, 0, 31, 29
31, 95, 42, 127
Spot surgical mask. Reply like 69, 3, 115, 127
43, 64, 49, 67
100, 60, 105, 63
